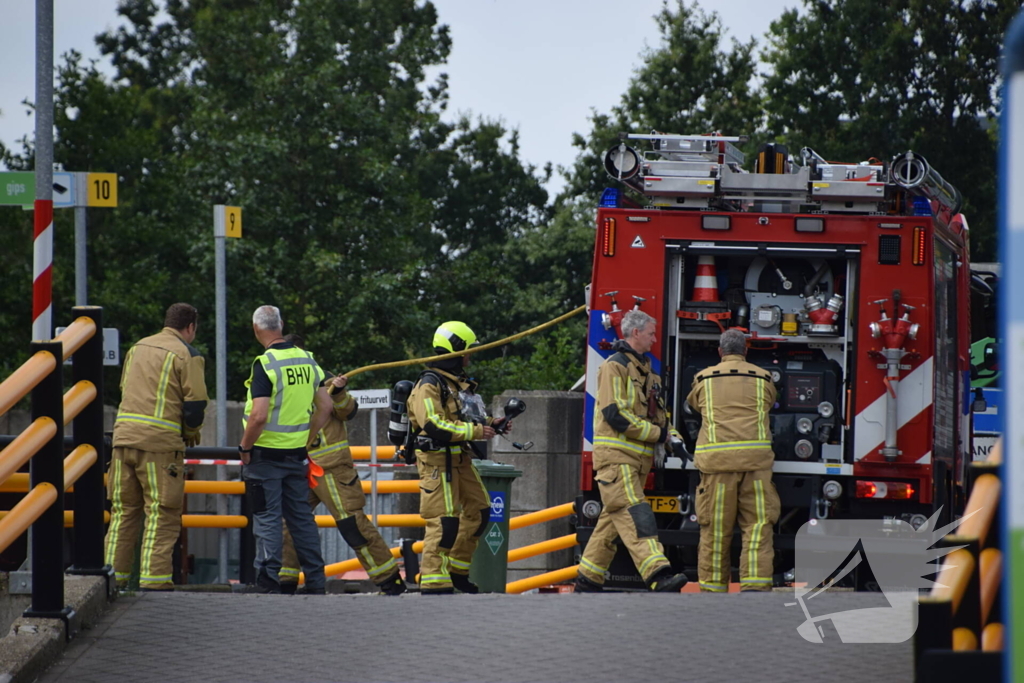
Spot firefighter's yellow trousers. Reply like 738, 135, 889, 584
104, 447, 185, 590
696, 469, 780, 592
416, 450, 489, 590
281, 461, 398, 585
578, 462, 672, 586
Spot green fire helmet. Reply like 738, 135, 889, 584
433, 321, 478, 354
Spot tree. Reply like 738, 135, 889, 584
761, 0, 1019, 260
561, 0, 763, 202
2, 0, 557, 402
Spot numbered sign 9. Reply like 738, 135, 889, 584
213, 204, 243, 239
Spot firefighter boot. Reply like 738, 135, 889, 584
245, 569, 283, 594
451, 572, 480, 594
649, 567, 689, 592
574, 574, 604, 593
379, 572, 407, 596
295, 584, 327, 595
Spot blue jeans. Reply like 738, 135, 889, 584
244, 456, 326, 590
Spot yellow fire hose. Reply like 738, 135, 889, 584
340, 304, 587, 379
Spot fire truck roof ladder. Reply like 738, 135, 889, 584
603, 132, 962, 217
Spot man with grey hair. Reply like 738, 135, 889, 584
575, 309, 689, 593
686, 328, 779, 592
239, 305, 332, 593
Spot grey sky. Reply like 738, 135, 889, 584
0, 0, 797, 194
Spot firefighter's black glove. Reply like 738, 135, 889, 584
658, 425, 670, 443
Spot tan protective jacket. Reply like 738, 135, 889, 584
592, 341, 669, 469
113, 327, 208, 453
308, 386, 359, 469
686, 354, 777, 473
408, 367, 487, 459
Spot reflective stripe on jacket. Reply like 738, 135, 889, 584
243, 347, 325, 450
408, 368, 484, 457
113, 328, 207, 452
592, 341, 668, 470
307, 387, 359, 469
686, 354, 777, 472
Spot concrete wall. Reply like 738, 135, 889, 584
490, 390, 583, 585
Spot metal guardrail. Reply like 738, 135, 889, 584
914, 440, 1004, 681
0, 307, 109, 633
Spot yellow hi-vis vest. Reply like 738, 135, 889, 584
243, 346, 325, 450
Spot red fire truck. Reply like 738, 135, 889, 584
576, 133, 974, 588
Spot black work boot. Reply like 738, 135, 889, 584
295, 584, 326, 595
648, 567, 689, 593
378, 573, 407, 596
574, 574, 604, 593
451, 573, 480, 594
245, 570, 282, 594
420, 587, 455, 595
279, 582, 298, 595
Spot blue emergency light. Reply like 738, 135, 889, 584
599, 188, 621, 208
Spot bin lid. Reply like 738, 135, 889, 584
472, 459, 523, 478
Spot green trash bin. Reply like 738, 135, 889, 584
469, 459, 522, 593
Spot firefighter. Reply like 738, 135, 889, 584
408, 321, 506, 594
104, 303, 208, 590
575, 309, 689, 593
686, 328, 780, 592
279, 334, 406, 596
239, 306, 331, 594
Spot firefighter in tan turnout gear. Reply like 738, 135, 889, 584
686, 328, 780, 592
279, 335, 406, 595
409, 321, 506, 595
104, 303, 208, 590
575, 310, 689, 593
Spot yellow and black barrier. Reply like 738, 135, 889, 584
914, 440, 1004, 681
0, 308, 109, 628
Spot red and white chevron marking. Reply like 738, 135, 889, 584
32, 200, 54, 341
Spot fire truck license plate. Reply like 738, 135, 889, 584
646, 496, 679, 513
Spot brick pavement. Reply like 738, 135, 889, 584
36, 591, 912, 683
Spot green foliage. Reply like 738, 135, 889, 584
560, 1, 762, 202
0, 0, 1012, 408
761, 0, 1019, 260
470, 319, 587, 403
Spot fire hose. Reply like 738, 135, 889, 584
340, 304, 587, 379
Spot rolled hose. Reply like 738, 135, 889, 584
341, 304, 588, 379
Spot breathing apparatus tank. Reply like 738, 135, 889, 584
387, 380, 415, 447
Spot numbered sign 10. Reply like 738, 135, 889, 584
86, 173, 118, 207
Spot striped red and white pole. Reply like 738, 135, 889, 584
32, 199, 54, 341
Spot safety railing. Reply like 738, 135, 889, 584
283, 501, 577, 589
0, 307, 108, 632
915, 440, 1004, 681
1, 420, 581, 592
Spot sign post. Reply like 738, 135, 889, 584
2, 170, 118, 308
212, 204, 241, 584
349, 389, 391, 524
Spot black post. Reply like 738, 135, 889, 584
23, 340, 75, 630
67, 307, 112, 587
401, 538, 419, 583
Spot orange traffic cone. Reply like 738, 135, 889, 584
692, 255, 719, 302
